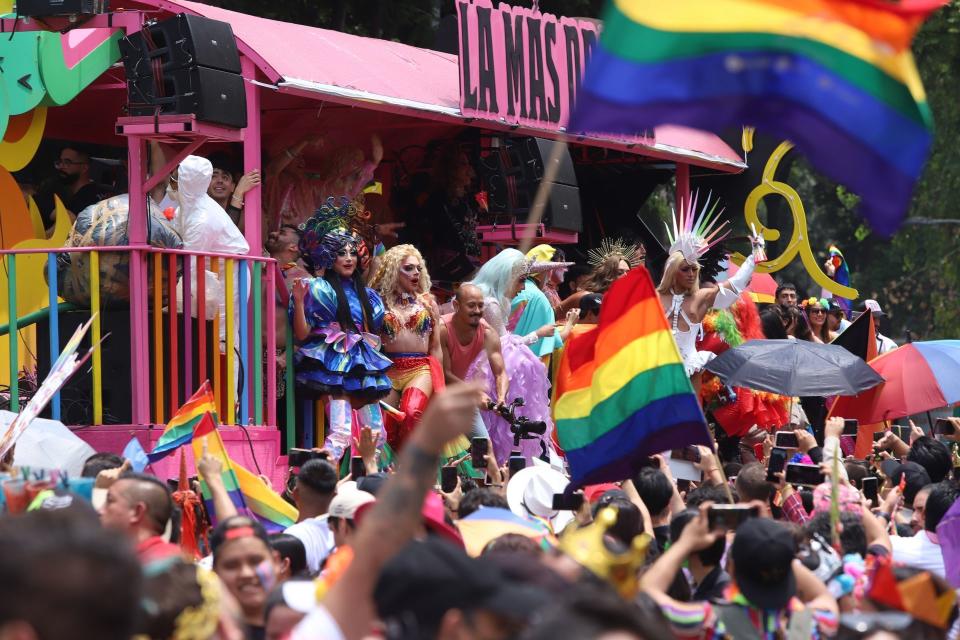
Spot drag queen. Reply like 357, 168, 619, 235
290, 197, 391, 460
465, 249, 556, 463
656, 193, 762, 392
369, 244, 446, 450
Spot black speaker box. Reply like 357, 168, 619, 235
120, 13, 246, 128
542, 182, 582, 232
520, 138, 578, 186
126, 65, 247, 129
16, 0, 105, 17
146, 13, 242, 74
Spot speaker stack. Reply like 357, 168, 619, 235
120, 14, 247, 129
479, 136, 582, 232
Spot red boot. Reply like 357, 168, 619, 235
398, 387, 429, 451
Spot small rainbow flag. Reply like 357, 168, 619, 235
147, 381, 219, 463
554, 266, 710, 487
568, 0, 945, 236
192, 428, 298, 533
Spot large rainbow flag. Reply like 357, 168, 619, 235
568, 0, 945, 236
192, 429, 298, 533
147, 381, 218, 463
554, 266, 710, 487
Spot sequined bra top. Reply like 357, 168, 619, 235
382, 296, 434, 342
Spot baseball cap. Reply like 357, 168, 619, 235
375, 538, 549, 630
860, 299, 886, 317
880, 461, 931, 504
328, 488, 375, 520
731, 518, 797, 610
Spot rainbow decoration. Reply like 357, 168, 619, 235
568, 0, 946, 236
192, 428, 298, 533
147, 381, 218, 463
553, 266, 710, 487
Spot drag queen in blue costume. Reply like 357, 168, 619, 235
290, 197, 392, 460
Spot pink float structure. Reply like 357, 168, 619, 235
0, 0, 744, 488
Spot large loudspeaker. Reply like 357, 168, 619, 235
479, 136, 582, 232
120, 14, 247, 128
17, 0, 105, 16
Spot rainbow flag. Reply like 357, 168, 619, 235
147, 381, 219, 463
553, 266, 710, 487
568, 0, 945, 236
192, 429, 298, 532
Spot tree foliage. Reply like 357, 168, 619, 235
211, 0, 959, 338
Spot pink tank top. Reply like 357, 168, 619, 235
442, 313, 485, 380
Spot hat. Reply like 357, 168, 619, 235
880, 461, 931, 504
579, 292, 603, 315
526, 244, 557, 263
328, 488, 375, 520
812, 482, 863, 516
375, 538, 549, 628
731, 518, 797, 610
506, 460, 574, 533
861, 299, 886, 317
583, 483, 620, 504
422, 491, 464, 547
525, 259, 575, 276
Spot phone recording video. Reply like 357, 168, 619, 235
471, 437, 489, 469
350, 456, 366, 480
708, 504, 759, 531
440, 466, 459, 493
766, 446, 788, 482
670, 446, 702, 464
508, 455, 526, 477
774, 431, 799, 449
842, 419, 859, 436
936, 418, 956, 436
861, 476, 879, 507
785, 463, 825, 487
552, 493, 585, 511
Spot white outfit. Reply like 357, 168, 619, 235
285, 515, 335, 576
890, 530, 945, 578
666, 297, 715, 377
291, 606, 346, 640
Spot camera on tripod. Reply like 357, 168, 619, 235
487, 398, 548, 462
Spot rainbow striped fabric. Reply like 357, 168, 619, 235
147, 381, 218, 463
554, 266, 710, 487
192, 428, 298, 533
569, 0, 945, 236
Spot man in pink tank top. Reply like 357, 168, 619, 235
438, 284, 509, 437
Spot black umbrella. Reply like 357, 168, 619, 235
705, 339, 885, 397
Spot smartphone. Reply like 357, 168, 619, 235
288, 448, 324, 467
843, 419, 859, 436
774, 431, 799, 449
670, 446, 702, 464
471, 437, 489, 470
552, 493, 585, 511
508, 455, 526, 477
862, 476, 879, 506
638, 456, 658, 469
873, 429, 887, 442
785, 463, 825, 487
890, 425, 910, 441
766, 446, 788, 482
708, 504, 759, 531
350, 456, 366, 480
440, 466, 458, 493
936, 418, 956, 436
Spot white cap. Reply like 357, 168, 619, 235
328, 488, 375, 520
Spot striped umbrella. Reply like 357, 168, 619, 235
830, 340, 960, 424
455, 506, 555, 557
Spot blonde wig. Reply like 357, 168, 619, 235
369, 244, 432, 303
656, 251, 700, 296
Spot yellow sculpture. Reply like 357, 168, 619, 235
730, 135, 859, 301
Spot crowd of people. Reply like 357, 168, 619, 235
5, 142, 960, 640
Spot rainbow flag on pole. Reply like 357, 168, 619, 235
553, 266, 710, 487
192, 428, 298, 532
568, 0, 945, 236
147, 381, 218, 463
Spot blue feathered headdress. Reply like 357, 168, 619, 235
298, 197, 361, 272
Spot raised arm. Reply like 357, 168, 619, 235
323, 383, 482, 640
291, 279, 311, 342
